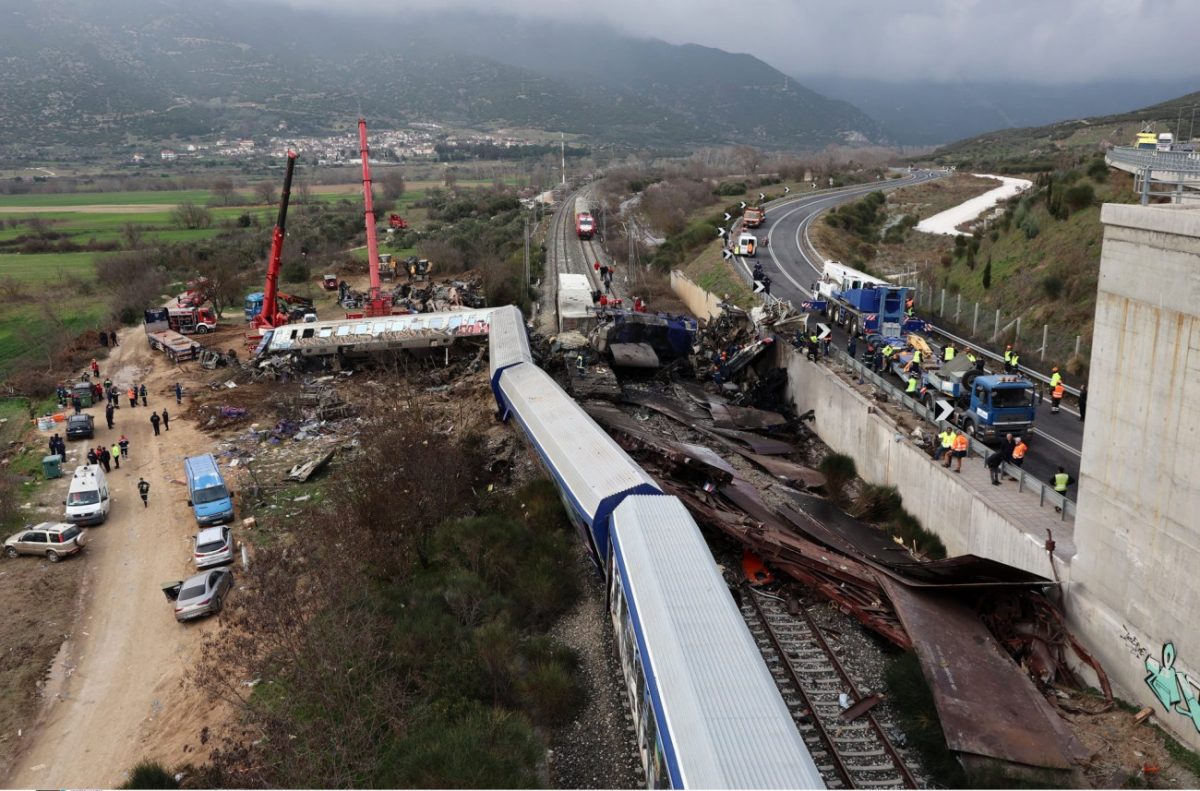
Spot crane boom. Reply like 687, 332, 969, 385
253, 150, 298, 329
358, 118, 392, 316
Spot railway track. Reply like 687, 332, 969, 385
740, 589, 922, 790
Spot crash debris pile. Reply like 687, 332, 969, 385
338, 274, 486, 314
575, 362, 1111, 774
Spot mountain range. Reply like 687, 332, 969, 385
801, 75, 1200, 146
0, 1, 884, 158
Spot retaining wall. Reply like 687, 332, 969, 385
670, 270, 724, 321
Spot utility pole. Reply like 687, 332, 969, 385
523, 214, 530, 287
560, 133, 566, 186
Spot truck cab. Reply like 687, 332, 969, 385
167, 307, 217, 335
244, 292, 264, 322
743, 206, 765, 228
958, 375, 1036, 441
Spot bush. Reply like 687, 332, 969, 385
120, 760, 178, 789
982, 258, 992, 290
281, 260, 309, 284
1042, 274, 1064, 300
1087, 157, 1109, 183
818, 453, 857, 505
1064, 183, 1095, 211
713, 181, 746, 196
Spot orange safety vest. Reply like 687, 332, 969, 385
1053, 384, 1064, 399
1013, 442, 1027, 459
953, 434, 969, 452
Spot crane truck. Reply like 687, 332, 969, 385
357, 118, 395, 317
246, 151, 301, 343
812, 260, 924, 338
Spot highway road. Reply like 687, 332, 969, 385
732, 172, 1083, 489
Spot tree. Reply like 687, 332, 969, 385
1064, 183, 1095, 212
211, 178, 240, 207
444, 168, 459, 190
982, 257, 992, 290
170, 202, 213, 230
380, 170, 406, 201
254, 180, 276, 205
192, 251, 248, 318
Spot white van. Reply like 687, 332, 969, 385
734, 233, 758, 257
63, 464, 111, 526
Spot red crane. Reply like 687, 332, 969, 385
358, 118, 393, 317
251, 150, 299, 330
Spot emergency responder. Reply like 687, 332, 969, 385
1049, 366, 1062, 390
934, 428, 954, 462
1051, 381, 1065, 414
1052, 466, 1073, 513
1003, 345, 1014, 373
1078, 383, 1088, 422
575, 354, 586, 377
906, 375, 919, 397
943, 343, 955, 362
946, 431, 969, 472
986, 449, 1004, 485
1012, 437, 1028, 470
137, 477, 150, 508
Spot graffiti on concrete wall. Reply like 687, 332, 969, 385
1121, 624, 1151, 661
1144, 642, 1200, 733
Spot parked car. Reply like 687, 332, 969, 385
4, 522, 86, 562
166, 568, 234, 622
65, 413, 94, 440
193, 526, 234, 568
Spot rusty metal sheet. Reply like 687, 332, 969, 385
732, 451, 827, 489
779, 491, 1052, 588
840, 693, 884, 723
719, 404, 789, 431
880, 578, 1085, 769
609, 342, 660, 368
707, 427, 793, 455
584, 403, 735, 485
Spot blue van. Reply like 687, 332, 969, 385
184, 454, 235, 526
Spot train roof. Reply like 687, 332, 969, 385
495, 363, 659, 531
611, 496, 825, 789
487, 305, 532, 377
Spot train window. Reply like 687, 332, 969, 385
652, 738, 670, 789
336, 325, 351, 337
289, 330, 298, 340
372, 322, 386, 335
301, 328, 315, 339
354, 323, 369, 335
318, 328, 333, 338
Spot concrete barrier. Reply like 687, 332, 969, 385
781, 346, 1062, 582
670, 270, 725, 321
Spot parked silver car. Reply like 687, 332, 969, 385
4, 522, 85, 562
168, 568, 234, 622
193, 526, 234, 568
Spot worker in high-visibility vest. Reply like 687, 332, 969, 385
943, 343, 955, 362
906, 375, 919, 396
934, 428, 954, 462
1051, 382, 1065, 413
945, 431, 969, 472
1003, 345, 1014, 373
1049, 366, 1062, 389
1052, 466, 1073, 513
1011, 437, 1028, 469
1010, 350, 1020, 371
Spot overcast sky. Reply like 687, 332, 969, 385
252, 0, 1200, 83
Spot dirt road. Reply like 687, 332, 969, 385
6, 333, 229, 788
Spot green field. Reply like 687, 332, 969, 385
0, 252, 96, 283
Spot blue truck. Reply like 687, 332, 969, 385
888, 347, 1036, 441
812, 260, 925, 338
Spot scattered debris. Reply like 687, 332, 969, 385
286, 450, 335, 483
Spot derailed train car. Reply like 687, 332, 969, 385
487, 305, 824, 790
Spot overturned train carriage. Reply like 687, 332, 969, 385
261, 309, 495, 360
